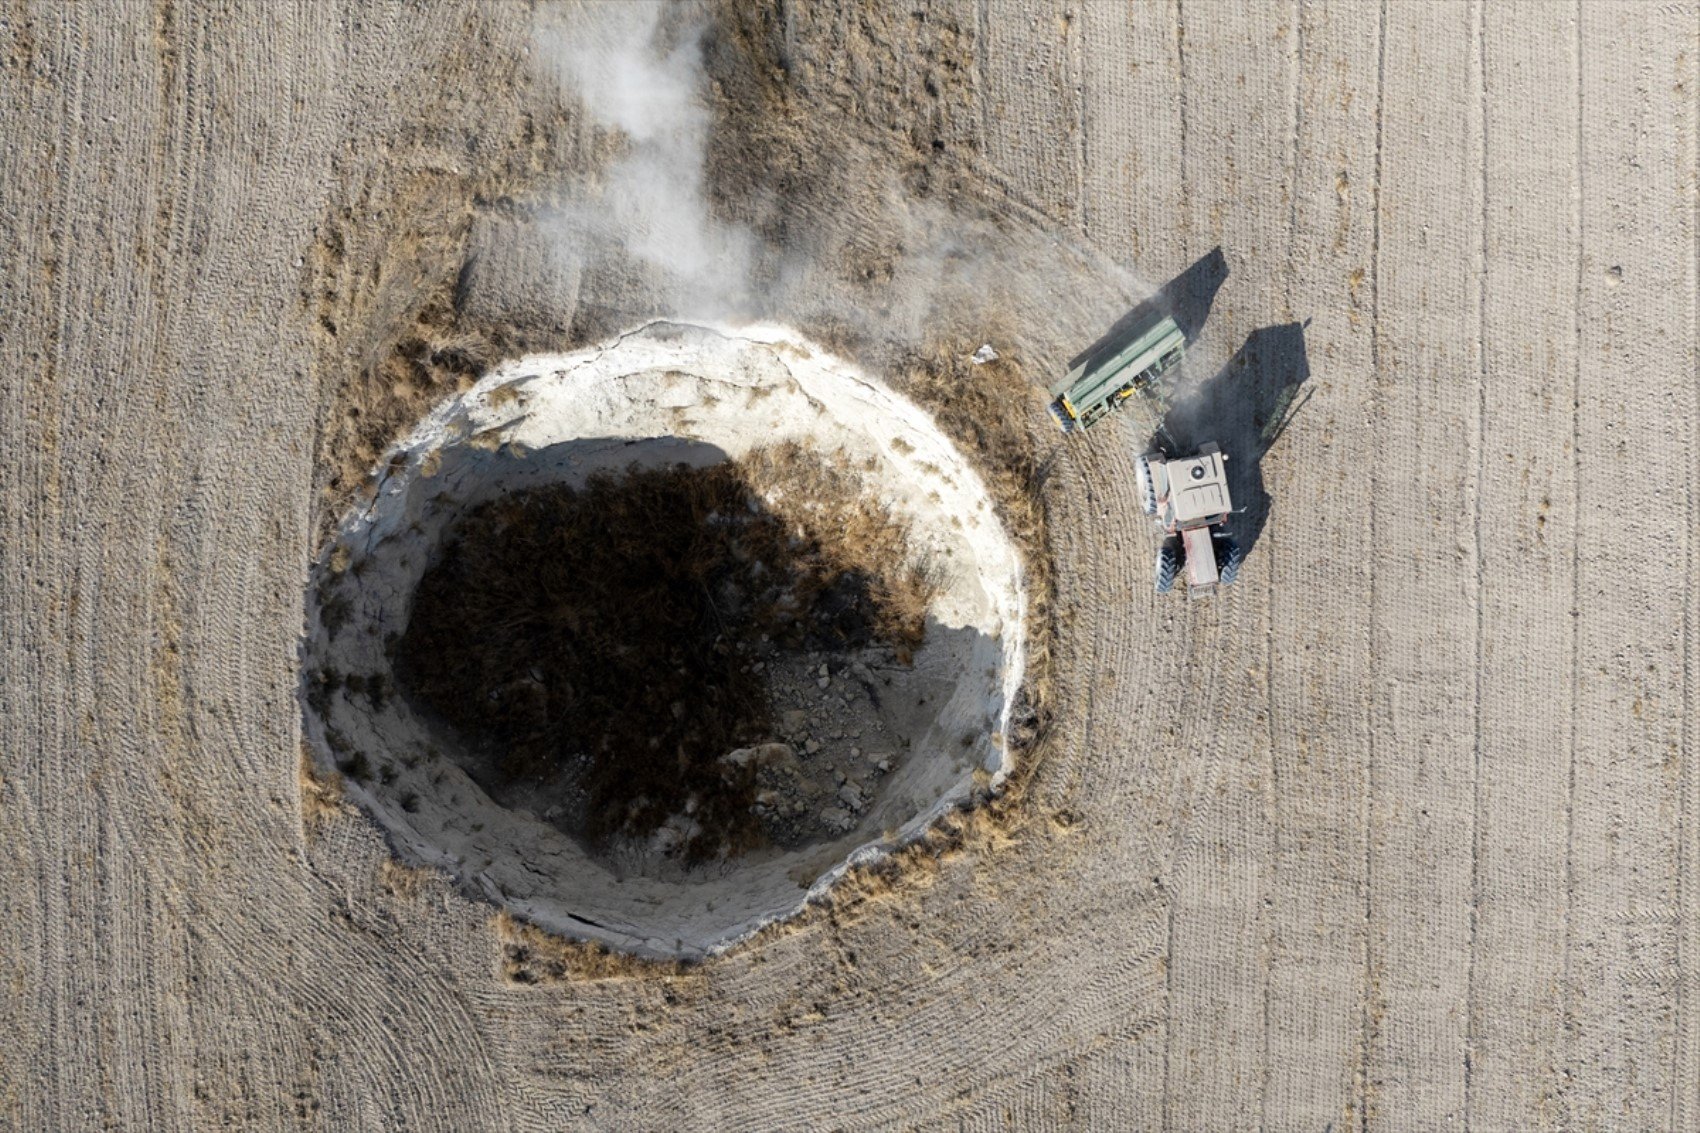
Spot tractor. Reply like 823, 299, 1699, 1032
1135, 442, 1242, 597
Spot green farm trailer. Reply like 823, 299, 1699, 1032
1047, 313, 1185, 434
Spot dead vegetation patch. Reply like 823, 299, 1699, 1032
391, 444, 937, 863
739, 441, 939, 659
379, 858, 443, 902
496, 912, 699, 986
302, 39, 595, 545
298, 745, 350, 829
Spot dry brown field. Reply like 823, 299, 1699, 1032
3, 1, 1697, 1128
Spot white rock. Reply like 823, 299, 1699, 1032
819, 806, 854, 832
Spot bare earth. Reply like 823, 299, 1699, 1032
3, 2, 1698, 1130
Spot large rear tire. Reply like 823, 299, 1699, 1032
1135, 455, 1159, 515
1214, 534, 1243, 586
1155, 541, 1179, 594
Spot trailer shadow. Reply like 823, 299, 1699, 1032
1065, 246, 1229, 375
1154, 320, 1312, 562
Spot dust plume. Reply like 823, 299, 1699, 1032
533, 3, 1154, 368
535, 2, 756, 317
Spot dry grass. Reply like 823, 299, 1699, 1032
304, 124, 587, 546
313, 288, 548, 544
740, 440, 940, 660
298, 744, 350, 829
391, 446, 937, 863
495, 911, 700, 986
378, 858, 443, 902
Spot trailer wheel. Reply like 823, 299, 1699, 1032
1047, 400, 1075, 434
1155, 541, 1179, 593
1215, 535, 1243, 585
1134, 455, 1159, 515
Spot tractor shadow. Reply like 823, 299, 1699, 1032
1066, 246, 1229, 375
1154, 320, 1312, 561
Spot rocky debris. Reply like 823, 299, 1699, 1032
717, 641, 912, 849
818, 807, 855, 834
719, 742, 798, 771
501, 626, 921, 857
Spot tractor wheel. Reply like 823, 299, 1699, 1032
1155, 541, 1179, 594
1215, 535, 1244, 585
1134, 455, 1159, 515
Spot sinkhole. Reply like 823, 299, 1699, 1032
301, 321, 1026, 958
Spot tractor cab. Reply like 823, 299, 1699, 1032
1135, 443, 1241, 598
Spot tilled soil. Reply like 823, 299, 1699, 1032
7, 2, 1697, 1130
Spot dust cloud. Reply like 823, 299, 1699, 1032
535, 2, 756, 316
532, 2, 1151, 355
